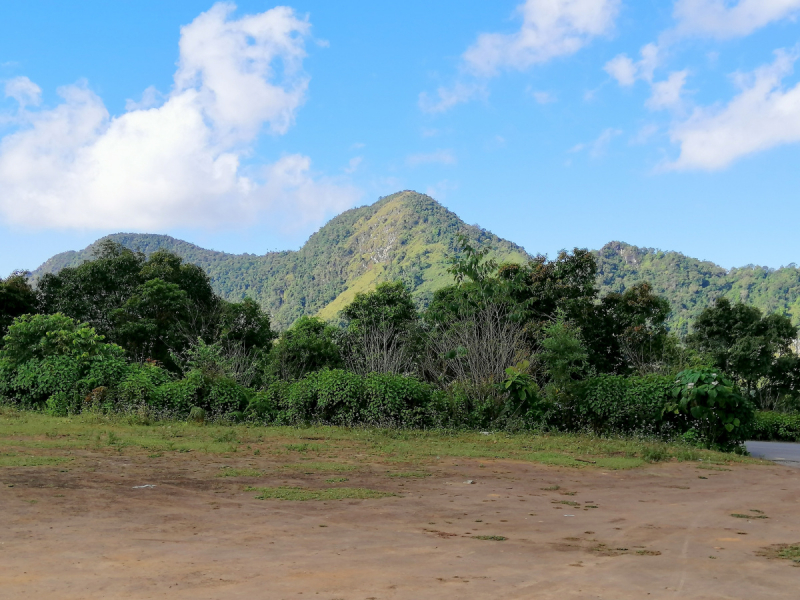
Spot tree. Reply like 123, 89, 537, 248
269, 316, 342, 380
579, 282, 672, 375
340, 282, 419, 375
686, 298, 798, 402
0, 272, 38, 339
37, 241, 221, 367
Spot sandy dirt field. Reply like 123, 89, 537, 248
1, 447, 799, 600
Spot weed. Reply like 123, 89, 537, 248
552, 500, 580, 507
472, 535, 506, 541
541, 485, 560, 491
731, 513, 768, 519
757, 544, 800, 564
325, 477, 349, 483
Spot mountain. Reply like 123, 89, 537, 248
32, 191, 800, 334
595, 242, 800, 336
32, 191, 529, 330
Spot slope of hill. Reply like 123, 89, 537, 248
32, 191, 529, 329
32, 192, 800, 334
595, 242, 800, 335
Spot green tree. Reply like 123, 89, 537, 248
686, 298, 797, 400
0, 272, 38, 339
269, 316, 342, 380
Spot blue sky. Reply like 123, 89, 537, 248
2, 0, 800, 277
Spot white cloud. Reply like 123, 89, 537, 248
646, 70, 689, 110
667, 49, 800, 170
673, 0, 800, 39
421, 0, 619, 114
530, 90, 556, 103
418, 82, 484, 114
406, 149, 457, 166
464, 0, 621, 76
4, 76, 41, 108
571, 127, 622, 157
124, 85, 162, 111
604, 43, 659, 86
0, 3, 359, 230
344, 156, 363, 174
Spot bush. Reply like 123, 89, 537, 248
567, 374, 673, 434
751, 411, 800, 442
363, 372, 433, 427
0, 313, 130, 410
665, 368, 755, 450
315, 369, 365, 425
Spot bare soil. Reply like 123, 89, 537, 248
1, 450, 798, 599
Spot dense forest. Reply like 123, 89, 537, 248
4, 232, 800, 451
32, 192, 800, 335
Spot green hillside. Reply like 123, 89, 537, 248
32, 191, 529, 329
32, 192, 800, 334
595, 242, 800, 335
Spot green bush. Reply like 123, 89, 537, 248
116, 362, 173, 407
363, 372, 433, 427
568, 375, 673, 434
315, 369, 365, 425
0, 314, 131, 410
751, 411, 800, 442
665, 368, 755, 450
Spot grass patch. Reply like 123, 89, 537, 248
731, 513, 768, 519
0, 454, 70, 468
387, 471, 430, 478
472, 535, 507, 541
217, 467, 263, 477
245, 486, 393, 501
0, 409, 764, 473
757, 544, 800, 564
325, 477, 349, 483
552, 500, 581, 507
283, 462, 357, 472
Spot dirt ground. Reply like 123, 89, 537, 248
1, 449, 798, 600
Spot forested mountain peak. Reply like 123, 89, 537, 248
31, 193, 800, 334
32, 191, 528, 329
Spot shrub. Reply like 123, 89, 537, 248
0, 313, 130, 410
568, 374, 672, 434
315, 369, 365, 425
363, 372, 433, 427
665, 368, 755, 450
751, 411, 800, 442
116, 362, 173, 407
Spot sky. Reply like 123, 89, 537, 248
2, 0, 800, 277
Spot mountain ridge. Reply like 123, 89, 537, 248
32, 191, 800, 334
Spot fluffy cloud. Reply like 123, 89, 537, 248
464, 0, 620, 76
667, 50, 800, 170
422, 0, 619, 113
0, 3, 359, 230
646, 70, 689, 110
673, 0, 800, 39
4, 76, 41, 108
604, 43, 659, 86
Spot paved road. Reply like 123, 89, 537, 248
745, 441, 800, 467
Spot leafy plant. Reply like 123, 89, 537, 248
665, 368, 755, 450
